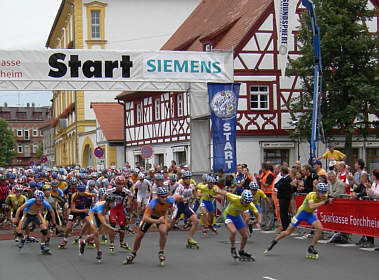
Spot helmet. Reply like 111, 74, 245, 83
51, 172, 58, 179
115, 175, 126, 185
106, 171, 114, 178
0, 174, 6, 181
15, 184, 24, 192
169, 174, 178, 182
43, 184, 52, 191
207, 176, 216, 184
88, 180, 96, 187
51, 180, 59, 187
80, 168, 87, 174
101, 179, 109, 187
138, 173, 145, 179
155, 173, 164, 181
70, 177, 78, 185
249, 182, 259, 191
99, 188, 107, 196
157, 186, 169, 196
34, 190, 45, 201
182, 170, 192, 179
76, 182, 86, 192
34, 173, 40, 179
90, 172, 98, 178
29, 181, 37, 188
37, 181, 44, 190
202, 174, 209, 182
105, 194, 116, 203
241, 190, 253, 203
316, 182, 328, 194
80, 173, 88, 179
8, 173, 16, 179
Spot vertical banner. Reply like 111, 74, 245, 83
208, 83, 240, 173
274, 0, 297, 76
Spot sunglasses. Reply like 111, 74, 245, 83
159, 195, 168, 199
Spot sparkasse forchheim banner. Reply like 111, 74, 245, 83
0, 50, 233, 89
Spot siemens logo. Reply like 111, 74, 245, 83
146, 59, 221, 74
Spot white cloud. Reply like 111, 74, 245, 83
0, 1, 60, 106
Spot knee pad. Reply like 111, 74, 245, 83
119, 225, 125, 231
41, 229, 48, 236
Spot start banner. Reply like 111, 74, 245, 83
295, 195, 379, 237
0, 49, 233, 90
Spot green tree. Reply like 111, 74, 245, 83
0, 118, 16, 166
287, 0, 379, 165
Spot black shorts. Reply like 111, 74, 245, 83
45, 209, 63, 226
0, 199, 5, 209
68, 212, 88, 222
20, 214, 44, 230
139, 215, 160, 233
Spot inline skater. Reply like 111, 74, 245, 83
264, 183, 332, 259
15, 190, 56, 255
216, 189, 262, 262
123, 186, 182, 266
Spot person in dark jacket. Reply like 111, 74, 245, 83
275, 166, 292, 231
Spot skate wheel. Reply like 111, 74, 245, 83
160, 261, 165, 267
264, 250, 268, 254
97, 260, 102, 264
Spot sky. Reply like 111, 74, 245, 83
0, 0, 61, 107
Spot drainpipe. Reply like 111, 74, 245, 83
117, 99, 127, 164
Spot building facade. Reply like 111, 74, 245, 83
0, 103, 49, 167
46, 0, 201, 168
40, 108, 56, 167
118, 0, 379, 172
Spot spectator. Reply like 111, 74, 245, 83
317, 144, 346, 161
255, 162, 278, 231
348, 159, 365, 188
365, 168, 379, 199
313, 160, 327, 177
336, 161, 352, 194
275, 166, 292, 231
302, 165, 318, 193
273, 164, 282, 184
351, 172, 368, 200
327, 171, 346, 197
216, 168, 226, 189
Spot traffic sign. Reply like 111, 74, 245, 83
94, 146, 104, 158
140, 145, 153, 159
40, 156, 47, 163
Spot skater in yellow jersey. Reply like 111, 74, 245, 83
264, 183, 332, 259
216, 189, 262, 262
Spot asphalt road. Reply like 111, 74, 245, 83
0, 228, 378, 280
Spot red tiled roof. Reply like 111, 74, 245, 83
161, 0, 271, 51
90, 102, 124, 141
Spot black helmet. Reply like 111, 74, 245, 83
105, 194, 116, 203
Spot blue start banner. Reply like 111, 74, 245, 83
208, 83, 240, 173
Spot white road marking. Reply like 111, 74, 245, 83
263, 276, 278, 280
261, 230, 277, 234
359, 247, 377, 252
317, 240, 329, 244
335, 244, 356, 247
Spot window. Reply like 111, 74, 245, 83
24, 144, 30, 156
366, 148, 379, 172
136, 103, 142, 124
154, 98, 161, 121
33, 112, 42, 120
24, 129, 29, 140
17, 129, 23, 137
134, 155, 145, 168
17, 144, 23, 153
91, 10, 101, 39
33, 144, 38, 154
174, 151, 187, 166
33, 128, 38, 137
17, 112, 27, 120
264, 149, 289, 166
155, 154, 164, 167
250, 85, 269, 110
177, 94, 184, 117
0, 112, 10, 119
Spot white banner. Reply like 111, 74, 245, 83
274, 0, 297, 76
0, 50, 233, 90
